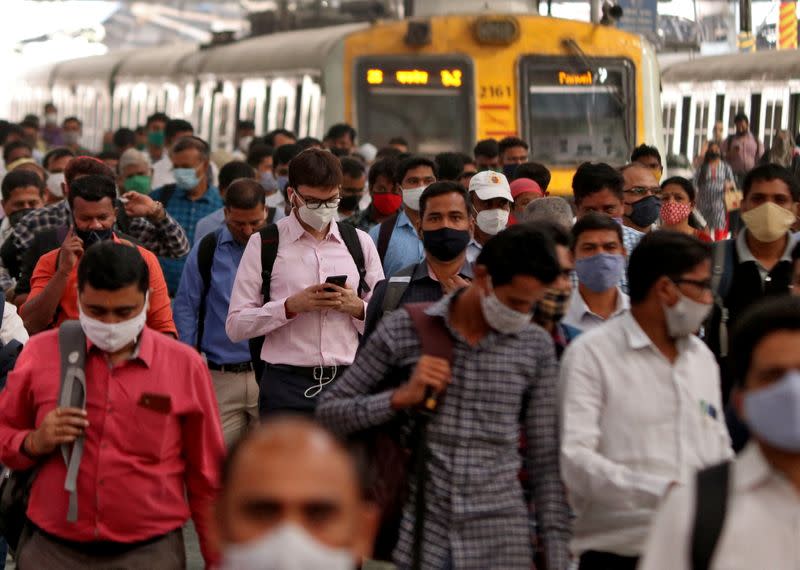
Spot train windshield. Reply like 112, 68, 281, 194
355, 57, 474, 155
520, 56, 634, 166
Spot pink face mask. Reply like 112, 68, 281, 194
660, 201, 692, 225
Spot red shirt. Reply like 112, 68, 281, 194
0, 327, 224, 565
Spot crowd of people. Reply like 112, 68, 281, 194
0, 103, 796, 570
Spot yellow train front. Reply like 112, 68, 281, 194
341, 13, 663, 195
10, 13, 663, 196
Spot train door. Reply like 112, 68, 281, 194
239, 79, 268, 135
686, 96, 712, 162
760, 87, 789, 150
297, 75, 323, 139
789, 93, 800, 138
266, 78, 298, 134
210, 80, 238, 151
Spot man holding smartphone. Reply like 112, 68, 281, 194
226, 149, 384, 416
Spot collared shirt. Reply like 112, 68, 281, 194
226, 212, 384, 367
6, 200, 189, 279
1, 302, 27, 345
559, 312, 732, 557
362, 259, 472, 341
721, 132, 764, 175
368, 209, 424, 277
150, 185, 224, 295
25, 234, 176, 336
640, 442, 799, 570
152, 155, 175, 190
317, 293, 572, 570
0, 327, 224, 565
174, 226, 250, 364
466, 238, 482, 264
736, 228, 796, 283
561, 287, 630, 333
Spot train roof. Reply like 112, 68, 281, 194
196, 22, 368, 78
51, 49, 137, 85
115, 43, 198, 81
662, 49, 800, 83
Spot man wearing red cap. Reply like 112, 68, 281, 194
510, 178, 544, 225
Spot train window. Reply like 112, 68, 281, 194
727, 100, 746, 135
763, 100, 783, 149
692, 101, 709, 160
519, 57, 634, 166
355, 57, 474, 155
663, 103, 677, 155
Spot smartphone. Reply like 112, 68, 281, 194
324, 275, 348, 292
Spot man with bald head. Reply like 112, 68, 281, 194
620, 163, 661, 233
216, 417, 378, 569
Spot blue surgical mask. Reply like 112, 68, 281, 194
744, 370, 800, 452
277, 175, 289, 193
574, 253, 625, 293
174, 167, 200, 190
260, 171, 279, 193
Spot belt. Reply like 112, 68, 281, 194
207, 361, 253, 373
266, 363, 345, 379
33, 524, 177, 557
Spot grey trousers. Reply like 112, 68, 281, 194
17, 526, 186, 570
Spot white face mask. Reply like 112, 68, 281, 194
47, 172, 66, 198
475, 208, 510, 236
480, 288, 531, 334
663, 290, 712, 338
293, 193, 338, 232
402, 186, 426, 211
220, 523, 355, 570
78, 295, 148, 353
238, 136, 254, 153
265, 191, 284, 209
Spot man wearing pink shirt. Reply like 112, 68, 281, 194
226, 148, 383, 415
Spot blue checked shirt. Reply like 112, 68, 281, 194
317, 293, 571, 570
173, 226, 250, 365
150, 185, 224, 295
368, 209, 424, 278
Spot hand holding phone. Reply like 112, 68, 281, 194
324, 275, 348, 292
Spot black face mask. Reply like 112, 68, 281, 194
503, 163, 518, 180
422, 227, 470, 262
706, 151, 720, 161
339, 195, 361, 212
74, 226, 113, 248
8, 208, 34, 227
627, 195, 661, 228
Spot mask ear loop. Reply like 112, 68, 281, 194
305, 366, 337, 399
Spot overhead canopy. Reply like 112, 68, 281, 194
662, 50, 800, 83
197, 22, 368, 77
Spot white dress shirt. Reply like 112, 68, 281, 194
561, 287, 629, 333
641, 442, 800, 569
559, 312, 733, 557
1, 303, 28, 345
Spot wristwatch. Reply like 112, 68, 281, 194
147, 201, 166, 222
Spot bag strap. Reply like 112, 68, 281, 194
266, 207, 277, 225
377, 213, 398, 265
195, 230, 219, 352
691, 461, 731, 570
156, 184, 177, 208
57, 320, 87, 523
258, 223, 280, 302
337, 222, 370, 296
404, 303, 454, 363
381, 264, 416, 315
711, 240, 736, 358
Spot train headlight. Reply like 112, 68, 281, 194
473, 16, 520, 46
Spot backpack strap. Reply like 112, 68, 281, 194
381, 264, 416, 315
57, 320, 87, 523
195, 230, 219, 352
258, 223, 280, 302
266, 207, 277, 225
711, 240, 736, 358
337, 222, 370, 296
377, 213, 398, 264
691, 461, 731, 570
404, 302, 454, 415
156, 184, 177, 208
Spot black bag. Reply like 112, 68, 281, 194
0, 320, 86, 553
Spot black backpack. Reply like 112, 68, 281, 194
196, 221, 368, 380
690, 461, 731, 570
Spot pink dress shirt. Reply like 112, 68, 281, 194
226, 213, 384, 367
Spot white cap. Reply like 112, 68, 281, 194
468, 170, 513, 202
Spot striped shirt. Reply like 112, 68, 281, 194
317, 293, 571, 570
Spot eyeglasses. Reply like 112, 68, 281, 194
673, 278, 713, 291
625, 186, 660, 196
296, 193, 341, 210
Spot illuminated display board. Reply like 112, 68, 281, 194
364, 65, 465, 89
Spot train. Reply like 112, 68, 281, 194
9, 13, 664, 195
661, 49, 800, 166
